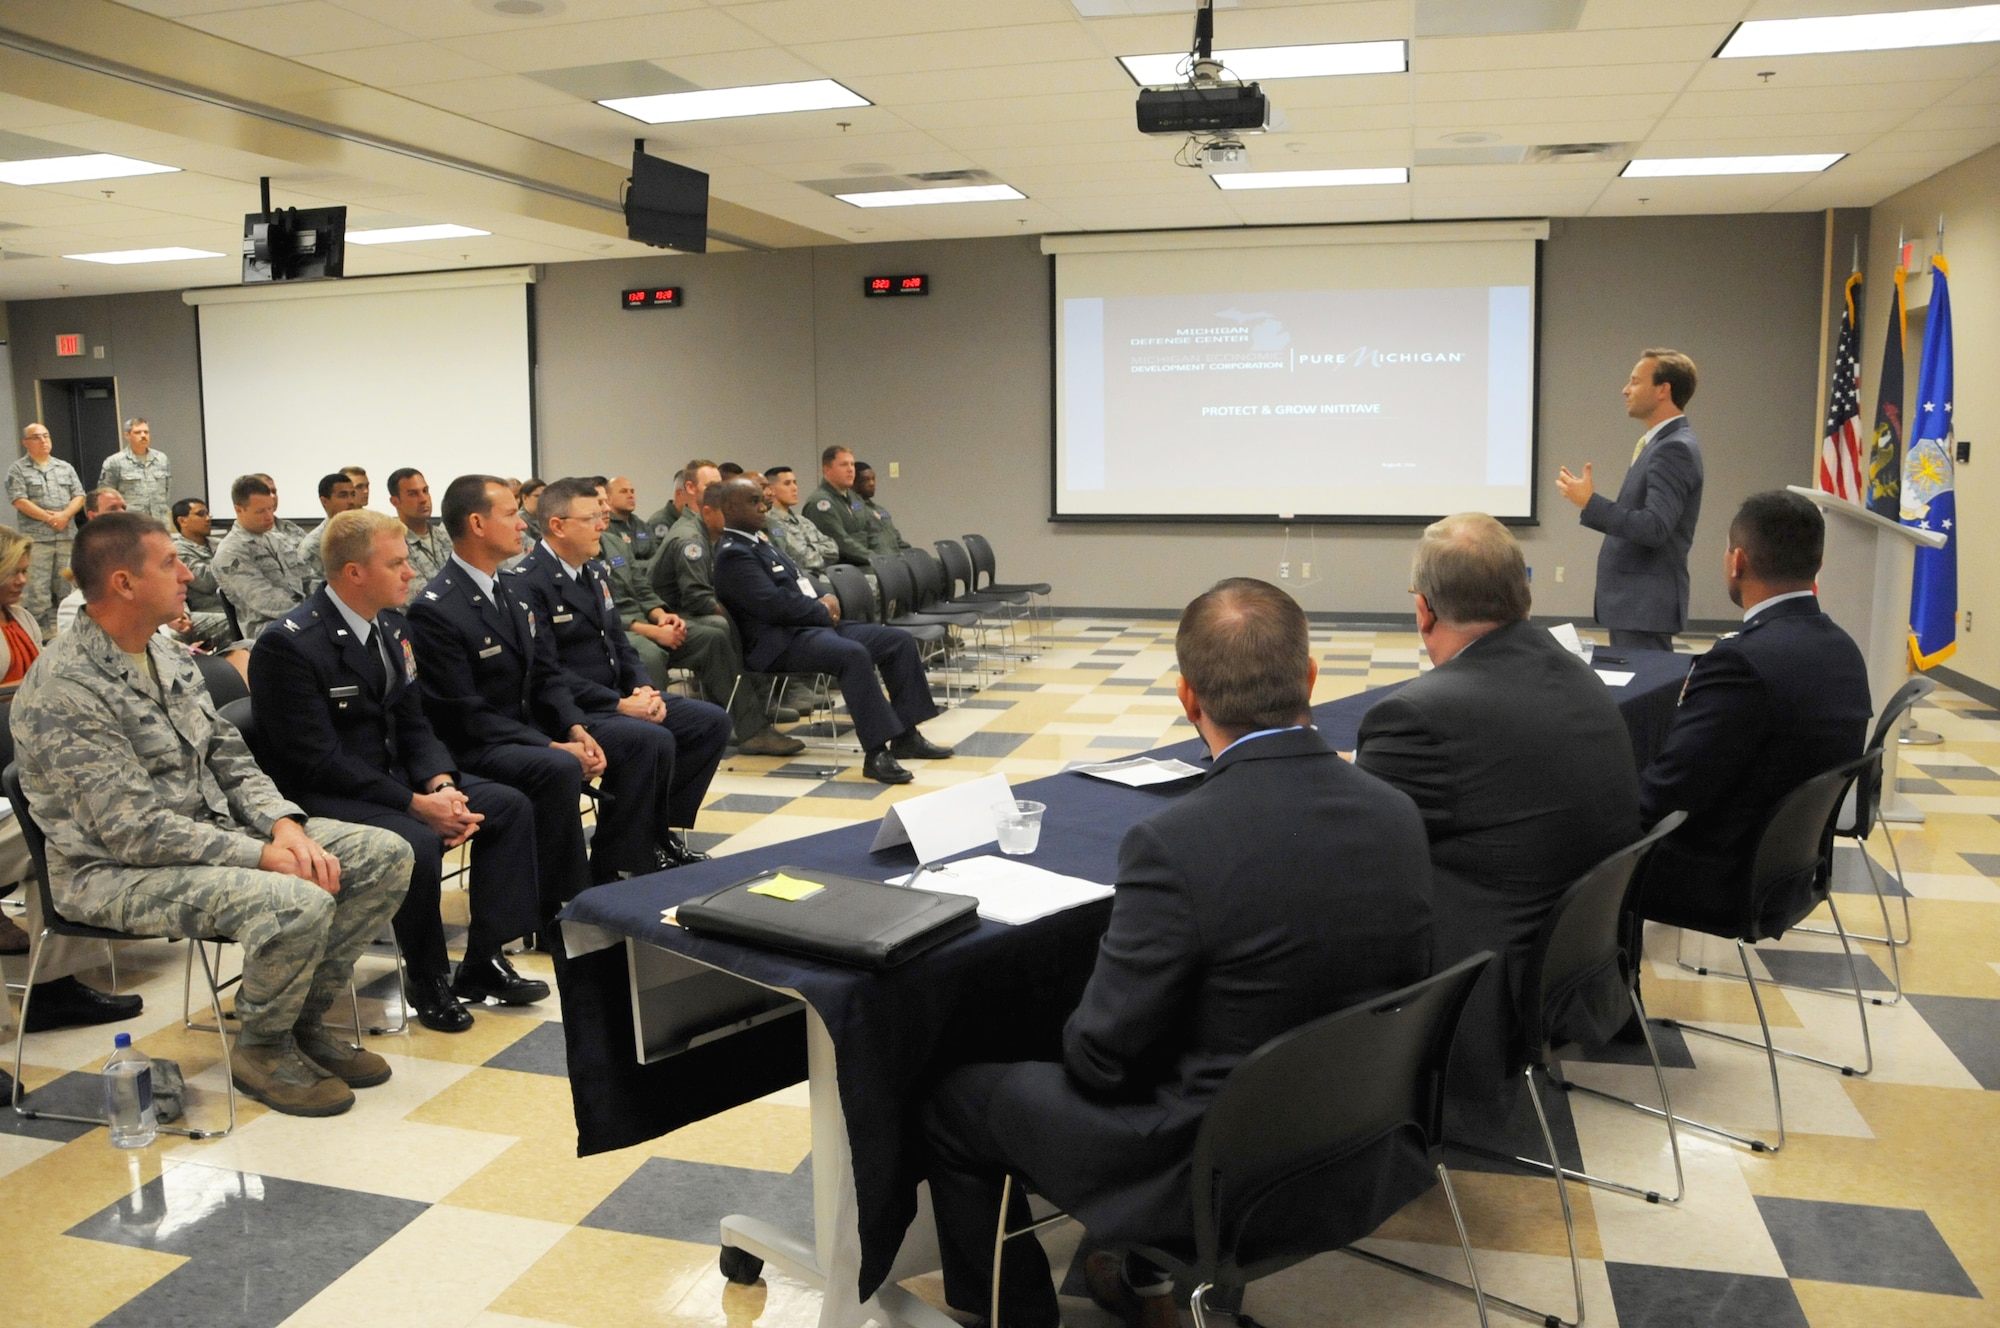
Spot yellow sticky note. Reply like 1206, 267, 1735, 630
749, 873, 825, 902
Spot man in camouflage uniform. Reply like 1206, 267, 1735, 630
804, 446, 876, 567
854, 462, 915, 556
297, 472, 359, 583
388, 467, 452, 603
214, 474, 310, 639
602, 476, 661, 572
95, 417, 173, 523
171, 497, 235, 648
765, 465, 838, 585
11, 512, 412, 1117
7, 422, 86, 635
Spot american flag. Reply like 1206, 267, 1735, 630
1819, 271, 1864, 502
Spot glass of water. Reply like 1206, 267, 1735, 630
993, 800, 1046, 855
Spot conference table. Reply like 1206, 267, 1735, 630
554, 645, 1693, 1328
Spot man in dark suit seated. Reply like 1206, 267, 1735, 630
1356, 513, 1639, 1118
921, 578, 1434, 1328
1628, 490, 1872, 934
503, 476, 729, 869
1557, 349, 1704, 652
709, 477, 952, 785
248, 510, 548, 1033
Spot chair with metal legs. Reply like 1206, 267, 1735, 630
990, 953, 1496, 1328
1629, 752, 1877, 1155
5, 763, 237, 1140
1456, 808, 1690, 1308
1786, 675, 1934, 1002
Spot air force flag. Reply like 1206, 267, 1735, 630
1901, 255, 1956, 669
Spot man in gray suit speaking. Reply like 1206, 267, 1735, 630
1557, 349, 1704, 651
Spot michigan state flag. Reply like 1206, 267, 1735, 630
1901, 256, 1956, 668
1867, 265, 1906, 519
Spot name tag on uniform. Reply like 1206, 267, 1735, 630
796, 576, 817, 597
553, 613, 573, 623
478, 644, 503, 659
328, 685, 360, 698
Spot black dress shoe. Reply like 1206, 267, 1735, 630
22, 976, 143, 1032
453, 953, 551, 1006
888, 731, 954, 761
863, 749, 915, 784
408, 975, 474, 1033
662, 831, 710, 865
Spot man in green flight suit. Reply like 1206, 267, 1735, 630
803, 446, 876, 566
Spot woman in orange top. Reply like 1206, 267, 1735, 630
0, 526, 40, 686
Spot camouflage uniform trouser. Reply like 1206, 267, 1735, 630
178, 610, 235, 653
625, 615, 775, 742
21, 535, 71, 638
81, 819, 411, 1044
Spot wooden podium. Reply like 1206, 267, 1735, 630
1789, 485, 1947, 823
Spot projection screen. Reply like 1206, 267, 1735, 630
186, 267, 535, 519
1044, 221, 1547, 523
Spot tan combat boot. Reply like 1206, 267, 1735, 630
295, 1023, 393, 1088
232, 1035, 355, 1117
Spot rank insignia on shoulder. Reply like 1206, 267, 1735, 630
684, 543, 703, 560
334, 628, 348, 636
424, 591, 438, 600
284, 620, 300, 631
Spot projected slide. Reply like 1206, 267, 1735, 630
1059, 284, 1533, 520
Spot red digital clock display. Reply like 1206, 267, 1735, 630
621, 287, 682, 308
865, 274, 928, 297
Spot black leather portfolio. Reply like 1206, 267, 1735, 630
677, 866, 981, 969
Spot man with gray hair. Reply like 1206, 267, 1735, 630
1357, 512, 1640, 1117
7, 421, 86, 634
11, 511, 413, 1117
96, 417, 173, 522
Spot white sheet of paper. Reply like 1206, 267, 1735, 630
1067, 756, 1205, 787
1549, 622, 1587, 657
888, 854, 1113, 925
870, 771, 1014, 863
1595, 669, 1637, 687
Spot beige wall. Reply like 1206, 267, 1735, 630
5, 289, 207, 500
1865, 143, 2000, 691
537, 213, 1826, 624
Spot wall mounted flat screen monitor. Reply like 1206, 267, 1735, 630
626, 150, 709, 254
1050, 223, 1543, 523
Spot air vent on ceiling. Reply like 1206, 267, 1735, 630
1527, 142, 1634, 164
800, 168, 1002, 199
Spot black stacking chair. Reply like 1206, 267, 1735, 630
1638, 752, 1876, 1154
217, 697, 405, 1036
1789, 675, 1935, 1001
872, 553, 984, 699
192, 651, 249, 706
1445, 814, 1690, 1328
962, 533, 1051, 651
992, 953, 1497, 1328
215, 586, 245, 648
6, 763, 237, 1139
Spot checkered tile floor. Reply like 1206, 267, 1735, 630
3, 619, 1998, 1326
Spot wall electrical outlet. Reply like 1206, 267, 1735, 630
889, 462, 900, 478
1555, 566, 1565, 583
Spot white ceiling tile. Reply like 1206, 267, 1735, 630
326, 0, 699, 42
295, 42, 504, 87
436, 9, 770, 72
851, 60, 1136, 106
895, 89, 1139, 130
1651, 108, 1913, 138
182, 1, 416, 56
1683, 45, 2000, 90
654, 47, 833, 88
1577, 0, 1750, 29
793, 25, 1110, 79
726, 0, 1083, 46
1414, 26, 1735, 73
1415, 93, 1676, 126
1666, 81, 1961, 116
1414, 63, 1700, 100
391, 75, 581, 116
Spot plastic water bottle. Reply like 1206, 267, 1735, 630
103, 1032, 157, 1149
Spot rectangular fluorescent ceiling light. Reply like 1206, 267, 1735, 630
599, 79, 868, 124
347, 224, 490, 244
1214, 167, 1409, 190
1120, 40, 1405, 86
1718, 5, 2000, 58
64, 246, 223, 264
0, 153, 179, 186
835, 183, 1026, 208
1622, 153, 1844, 177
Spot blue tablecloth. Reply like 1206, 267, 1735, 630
554, 645, 1692, 1300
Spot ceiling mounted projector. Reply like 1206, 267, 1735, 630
1136, 84, 1270, 135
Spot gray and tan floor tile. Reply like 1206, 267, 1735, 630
3, 619, 1998, 1325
